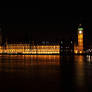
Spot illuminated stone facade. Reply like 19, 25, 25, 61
0, 43, 60, 54
74, 25, 84, 54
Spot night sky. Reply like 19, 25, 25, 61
0, 8, 92, 44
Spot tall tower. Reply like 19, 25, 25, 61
0, 25, 2, 45
78, 24, 84, 53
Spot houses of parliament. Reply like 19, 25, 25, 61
0, 24, 84, 55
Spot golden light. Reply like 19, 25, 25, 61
79, 51, 82, 54
0, 44, 60, 54
74, 25, 84, 54
74, 50, 78, 54
78, 28, 83, 54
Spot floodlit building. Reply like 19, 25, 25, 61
0, 24, 85, 55
74, 24, 84, 54
0, 41, 60, 55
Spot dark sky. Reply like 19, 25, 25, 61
0, 8, 92, 44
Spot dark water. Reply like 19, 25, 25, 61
0, 55, 92, 92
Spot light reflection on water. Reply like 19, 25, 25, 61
0, 55, 60, 65
0, 55, 60, 72
74, 56, 86, 90
86, 55, 92, 63
0, 55, 91, 92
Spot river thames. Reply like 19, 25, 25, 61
0, 55, 91, 92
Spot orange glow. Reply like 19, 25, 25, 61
74, 44, 78, 54
0, 55, 60, 66
79, 51, 82, 54
74, 28, 84, 54
78, 31, 83, 53
74, 55, 85, 86
74, 50, 78, 54
0, 44, 60, 54
0, 46, 2, 53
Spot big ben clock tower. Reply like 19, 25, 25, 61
78, 24, 84, 54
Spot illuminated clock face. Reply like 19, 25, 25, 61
79, 30, 82, 34
78, 27, 83, 34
